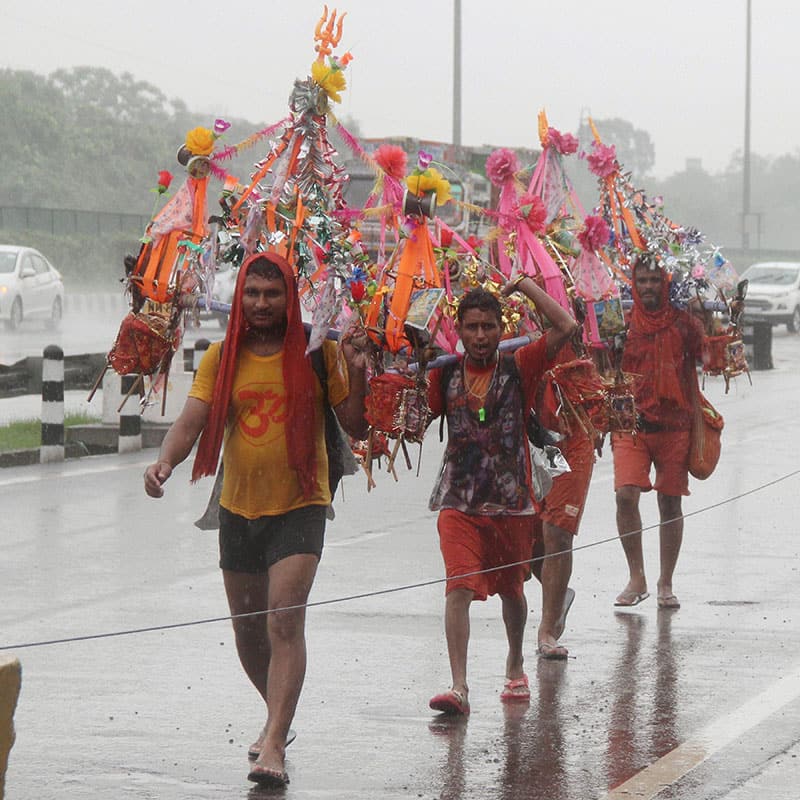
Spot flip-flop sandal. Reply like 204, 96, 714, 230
658, 594, 680, 609
554, 587, 576, 640
429, 689, 470, 715
248, 727, 297, 761
614, 591, 650, 607
500, 674, 530, 702
538, 641, 569, 660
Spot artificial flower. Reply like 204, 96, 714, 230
463, 234, 483, 252
214, 118, 231, 135
311, 59, 347, 103
156, 170, 173, 194
185, 127, 216, 156
547, 127, 579, 156
350, 280, 366, 302
485, 148, 519, 187
406, 167, 452, 205
585, 142, 617, 178
439, 228, 454, 249
577, 215, 611, 251
417, 150, 433, 170
515, 193, 546, 234
374, 145, 407, 180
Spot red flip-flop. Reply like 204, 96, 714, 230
429, 689, 470, 715
500, 674, 530, 702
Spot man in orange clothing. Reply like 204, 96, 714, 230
612, 254, 704, 610
426, 279, 579, 715
530, 341, 597, 658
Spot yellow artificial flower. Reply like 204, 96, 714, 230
185, 127, 215, 156
311, 60, 347, 103
406, 168, 452, 205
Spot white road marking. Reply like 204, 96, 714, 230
0, 457, 151, 487
602, 664, 800, 799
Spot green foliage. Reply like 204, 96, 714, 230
0, 226, 136, 290
0, 66, 259, 214
0, 412, 100, 452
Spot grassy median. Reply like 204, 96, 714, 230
0, 413, 100, 452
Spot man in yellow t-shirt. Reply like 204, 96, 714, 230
143, 253, 368, 789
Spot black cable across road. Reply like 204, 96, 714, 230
1, 469, 797, 652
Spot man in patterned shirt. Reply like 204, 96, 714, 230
426, 279, 579, 715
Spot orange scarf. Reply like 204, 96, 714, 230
629, 272, 686, 407
192, 253, 318, 498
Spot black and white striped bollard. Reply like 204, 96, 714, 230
40, 345, 65, 463
118, 374, 142, 453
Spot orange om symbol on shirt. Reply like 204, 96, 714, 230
237, 387, 288, 441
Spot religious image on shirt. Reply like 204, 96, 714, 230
235, 382, 288, 445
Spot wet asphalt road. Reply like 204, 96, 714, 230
1, 324, 799, 799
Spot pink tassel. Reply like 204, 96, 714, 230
211, 118, 292, 163
335, 122, 379, 172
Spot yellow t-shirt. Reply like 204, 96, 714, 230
189, 339, 349, 518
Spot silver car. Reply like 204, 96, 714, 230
741, 261, 800, 333
0, 245, 65, 330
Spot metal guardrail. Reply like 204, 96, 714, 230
0, 353, 107, 398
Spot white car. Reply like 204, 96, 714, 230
741, 261, 800, 332
0, 245, 65, 330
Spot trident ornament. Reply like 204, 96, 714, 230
314, 6, 346, 61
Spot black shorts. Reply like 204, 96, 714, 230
218, 505, 327, 574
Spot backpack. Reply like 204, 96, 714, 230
194, 341, 357, 530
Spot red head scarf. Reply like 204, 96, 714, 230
192, 252, 318, 498
629, 265, 686, 406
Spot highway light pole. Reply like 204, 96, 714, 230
742, 0, 752, 250
453, 0, 462, 146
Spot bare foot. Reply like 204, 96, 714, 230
253, 739, 286, 778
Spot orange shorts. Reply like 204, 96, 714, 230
538, 435, 595, 535
437, 509, 534, 600
611, 430, 691, 496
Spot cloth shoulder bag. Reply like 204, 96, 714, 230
688, 386, 724, 480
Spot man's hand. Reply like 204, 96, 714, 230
144, 461, 173, 498
339, 328, 371, 371
501, 274, 528, 297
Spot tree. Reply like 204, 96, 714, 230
48, 66, 178, 123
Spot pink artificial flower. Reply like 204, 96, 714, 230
417, 150, 433, 170
515, 194, 546, 234
586, 142, 617, 178
692, 265, 705, 279
374, 144, 408, 180
485, 148, 519, 187
214, 118, 231, 134
547, 127, 579, 156
577, 215, 611, 251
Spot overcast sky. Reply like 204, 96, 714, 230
3, 1, 797, 178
